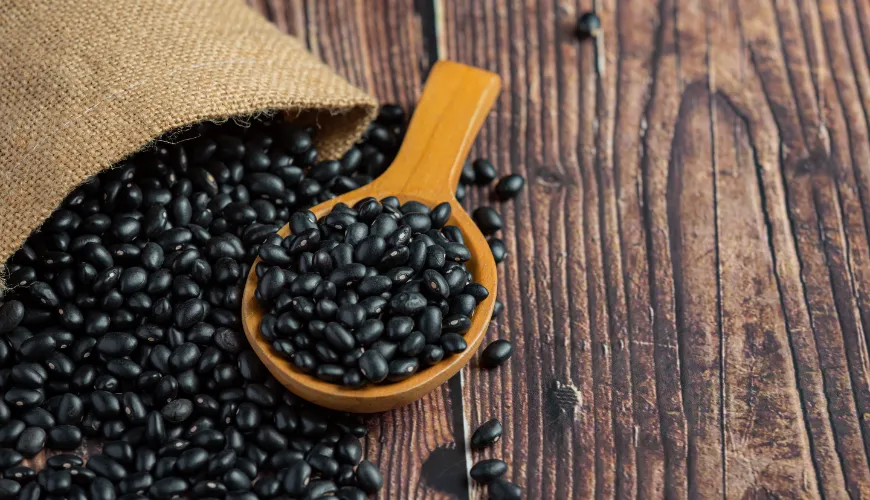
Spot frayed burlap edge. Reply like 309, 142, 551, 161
0, 0, 379, 292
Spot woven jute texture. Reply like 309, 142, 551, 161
0, 0, 377, 281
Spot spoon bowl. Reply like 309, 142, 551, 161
242, 60, 501, 413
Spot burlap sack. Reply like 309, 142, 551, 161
0, 0, 377, 283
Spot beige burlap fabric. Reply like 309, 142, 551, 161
0, 0, 377, 282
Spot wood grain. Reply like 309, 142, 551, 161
248, 1, 471, 498
246, 0, 870, 498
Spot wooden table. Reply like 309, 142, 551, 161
244, 1, 870, 498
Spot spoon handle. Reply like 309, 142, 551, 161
372, 60, 501, 200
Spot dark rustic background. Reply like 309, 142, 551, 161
238, 0, 870, 498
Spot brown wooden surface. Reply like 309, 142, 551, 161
247, 1, 870, 498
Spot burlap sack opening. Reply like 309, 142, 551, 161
0, 0, 378, 289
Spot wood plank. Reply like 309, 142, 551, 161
669, 0, 724, 497
441, 1, 600, 498
610, 0, 669, 497
253, 2, 467, 498
712, 91, 819, 498
635, 0, 692, 495
730, 0, 870, 496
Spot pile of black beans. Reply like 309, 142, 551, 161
0, 108, 410, 499
255, 198, 486, 387
0, 100, 525, 499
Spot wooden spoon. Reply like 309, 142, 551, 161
242, 60, 501, 413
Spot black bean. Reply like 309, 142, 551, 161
405, 240, 426, 273
472, 207, 503, 235
471, 158, 497, 185
340, 368, 363, 387
421, 269, 450, 299
0, 421, 24, 446
157, 438, 190, 458
246, 172, 285, 198
0, 449, 22, 470
89, 391, 122, 419
145, 269, 172, 296
256, 266, 286, 302
423, 202, 451, 230
355, 460, 383, 493
488, 478, 523, 499
19, 408, 53, 432
43, 469, 72, 495
305, 454, 338, 478
355, 350, 388, 383
145, 411, 166, 446
486, 238, 508, 264
399, 331, 426, 357
468, 420, 504, 455
116, 471, 152, 495
0, 478, 21, 497
100, 441, 133, 467
233, 402, 261, 433
0, 301, 25, 334
291, 273, 323, 296
5, 388, 43, 410
382, 316, 412, 342
315, 364, 345, 383
282, 459, 312, 496
450, 294, 476, 318
13, 426, 45, 457
444, 314, 473, 334
334, 435, 362, 466
174, 446, 208, 475
245, 383, 276, 408
321, 322, 354, 352
389, 292, 427, 315
223, 468, 251, 491
10, 364, 44, 389
168, 343, 200, 372
212, 327, 243, 354
205, 449, 236, 478
170, 275, 200, 302
190, 479, 227, 497
173, 298, 206, 329
465, 282, 490, 302
369, 340, 396, 361
47, 425, 82, 450
5, 466, 35, 485
84, 477, 114, 500
130, 449, 157, 475
0, 402, 8, 426
493, 174, 526, 201
253, 475, 280, 498
469, 459, 508, 487
96, 332, 138, 358
420, 345, 444, 366
52, 394, 84, 428
240, 451, 264, 475
149, 476, 187, 499
151, 456, 177, 481
478, 338, 513, 369
440, 333, 468, 354
161, 399, 193, 423
18, 333, 56, 361
187, 429, 224, 453
400, 213, 430, 233
387, 358, 419, 382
